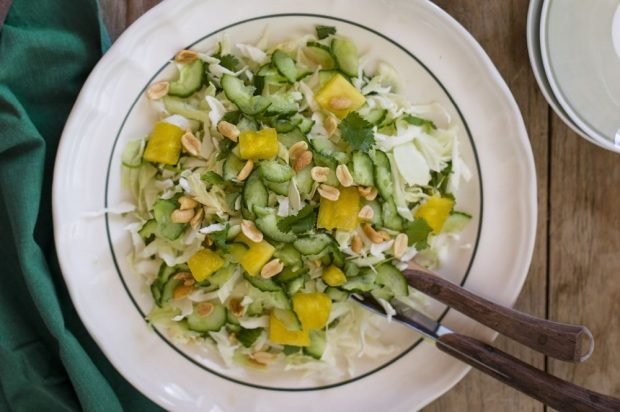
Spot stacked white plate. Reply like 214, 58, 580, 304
527, 0, 620, 151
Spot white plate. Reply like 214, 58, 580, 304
526, 0, 602, 147
540, 0, 620, 151
53, 0, 536, 410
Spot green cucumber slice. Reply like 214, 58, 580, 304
293, 234, 333, 255
331, 37, 359, 77
373, 150, 394, 200
223, 153, 245, 181
168, 59, 204, 97
375, 263, 408, 298
153, 198, 186, 240
186, 303, 227, 332
351, 151, 375, 186
244, 274, 282, 292
303, 330, 326, 359
259, 160, 294, 183
272, 50, 298, 83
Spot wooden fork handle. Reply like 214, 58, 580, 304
404, 268, 593, 362
437, 333, 620, 411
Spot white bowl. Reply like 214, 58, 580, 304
540, 0, 620, 152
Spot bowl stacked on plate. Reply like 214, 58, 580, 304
527, 0, 620, 152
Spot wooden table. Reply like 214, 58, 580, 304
100, 1, 620, 410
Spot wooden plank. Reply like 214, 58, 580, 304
548, 118, 620, 401
99, 0, 160, 41
423, 1, 548, 410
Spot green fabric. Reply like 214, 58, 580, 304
0, 1, 160, 410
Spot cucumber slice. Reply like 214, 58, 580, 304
160, 277, 182, 304
237, 116, 257, 132
243, 170, 268, 219
272, 50, 298, 83
278, 128, 307, 148
168, 59, 204, 97
223, 153, 245, 181
273, 308, 302, 331
237, 327, 263, 347
264, 93, 299, 116
122, 139, 144, 168
245, 274, 282, 292
295, 166, 314, 196
221, 74, 271, 115
344, 261, 360, 278
325, 287, 349, 302
382, 200, 403, 231
163, 96, 209, 123
264, 180, 289, 196
304, 44, 336, 69
260, 160, 294, 183
208, 265, 235, 287
442, 211, 472, 233
254, 209, 297, 243
373, 150, 394, 200
274, 244, 302, 267
331, 37, 359, 77
274, 116, 303, 133
364, 200, 383, 227
370, 287, 394, 302
297, 117, 314, 134
274, 265, 307, 283
303, 330, 326, 359
138, 219, 158, 241
363, 108, 387, 125
293, 234, 333, 255
351, 151, 375, 186
285, 274, 307, 296
153, 198, 186, 240
375, 263, 408, 298
341, 270, 377, 292
186, 303, 227, 332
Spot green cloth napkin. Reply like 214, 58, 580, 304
0, 1, 161, 410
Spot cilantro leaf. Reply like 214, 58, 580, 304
403, 114, 436, 133
428, 162, 453, 196
210, 224, 230, 251
405, 218, 433, 250
216, 138, 235, 160
316, 25, 337, 40
220, 54, 240, 71
289, 212, 317, 234
339, 112, 375, 152
202, 171, 225, 186
277, 205, 315, 232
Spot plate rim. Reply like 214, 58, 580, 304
52, 0, 537, 409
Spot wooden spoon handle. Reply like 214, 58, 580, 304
404, 268, 593, 362
437, 333, 620, 411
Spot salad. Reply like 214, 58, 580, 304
121, 25, 472, 375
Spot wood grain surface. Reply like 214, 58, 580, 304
98, 0, 620, 410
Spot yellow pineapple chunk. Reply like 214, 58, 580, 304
292, 292, 332, 330
317, 186, 360, 230
235, 234, 276, 276
315, 74, 366, 119
268, 312, 310, 346
188, 249, 225, 282
415, 196, 455, 234
143, 121, 185, 165
238, 128, 279, 160
321, 265, 347, 287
